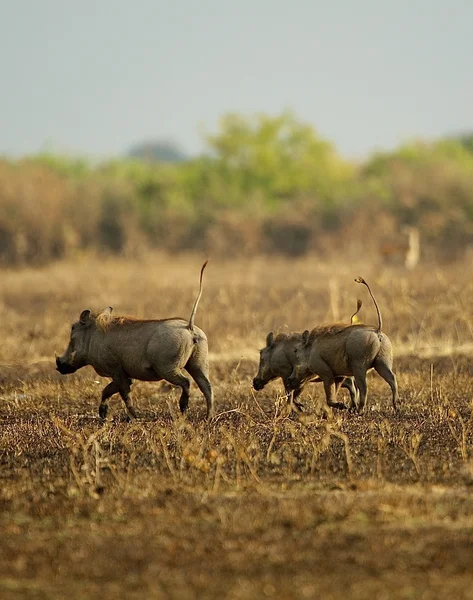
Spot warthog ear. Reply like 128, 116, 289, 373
266, 332, 274, 348
79, 309, 91, 324
101, 306, 113, 316
302, 330, 310, 346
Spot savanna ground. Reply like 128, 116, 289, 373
1, 254, 473, 599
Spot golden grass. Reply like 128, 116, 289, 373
1, 254, 473, 598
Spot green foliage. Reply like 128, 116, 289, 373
205, 111, 354, 206
26, 153, 91, 178
446, 132, 473, 155
364, 139, 473, 178
360, 139, 473, 250
2, 113, 473, 263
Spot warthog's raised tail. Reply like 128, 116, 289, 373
189, 260, 208, 332
354, 277, 382, 333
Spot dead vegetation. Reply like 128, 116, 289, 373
1, 254, 473, 598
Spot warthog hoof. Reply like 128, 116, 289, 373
205, 409, 216, 421
330, 402, 349, 411
99, 405, 108, 419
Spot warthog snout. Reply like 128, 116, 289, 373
253, 377, 265, 391
56, 356, 77, 375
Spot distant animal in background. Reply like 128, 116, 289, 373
380, 225, 420, 271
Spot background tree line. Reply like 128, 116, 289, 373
1, 111, 473, 265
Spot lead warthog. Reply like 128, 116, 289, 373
56, 261, 214, 420
253, 300, 362, 412
289, 277, 398, 415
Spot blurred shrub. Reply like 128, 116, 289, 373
205, 111, 354, 207
0, 160, 71, 264
361, 140, 473, 257
2, 114, 473, 264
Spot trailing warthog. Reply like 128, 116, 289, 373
253, 332, 358, 412
289, 278, 398, 415
56, 261, 214, 420
253, 300, 362, 412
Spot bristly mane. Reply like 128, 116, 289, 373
95, 312, 181, 331
308, 322, 364, 342
273, 332, 302, 344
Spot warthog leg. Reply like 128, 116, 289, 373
353, 367, 368, 414
118, 377, 137, 421
99, 380, 120, 419
291, 386, 305, 412
185, 362, 214, 419
373, 359, 398, 413
339, 377, 359, 411
99, 376, 135, 420
323, 379, 349, 412
164, 370, 191, 415
283, 380, 304, 413
309, 375, 357, 411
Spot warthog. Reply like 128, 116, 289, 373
56, 262, 214, 420
253, 300, 362, 412
289, 277, 398, 415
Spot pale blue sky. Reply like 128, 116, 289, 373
1, 0, 472, 159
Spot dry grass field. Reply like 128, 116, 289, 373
1, 254, 473, 599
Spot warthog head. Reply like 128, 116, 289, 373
56, 308, 112, 375
253, 332, 277, 391
288, 329, 312, 387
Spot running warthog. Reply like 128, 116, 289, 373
289, 278, 398, 414
56, 262, 214, 420
253, 331, 358, 411
253, 300, 362, 412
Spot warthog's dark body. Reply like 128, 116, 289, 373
56, 263, 213, 420
253, 331, 358, 411
289, 278, 398, 414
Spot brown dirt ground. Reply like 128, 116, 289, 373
1, 255, 473, 599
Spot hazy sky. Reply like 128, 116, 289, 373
1, 0, 472, 159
